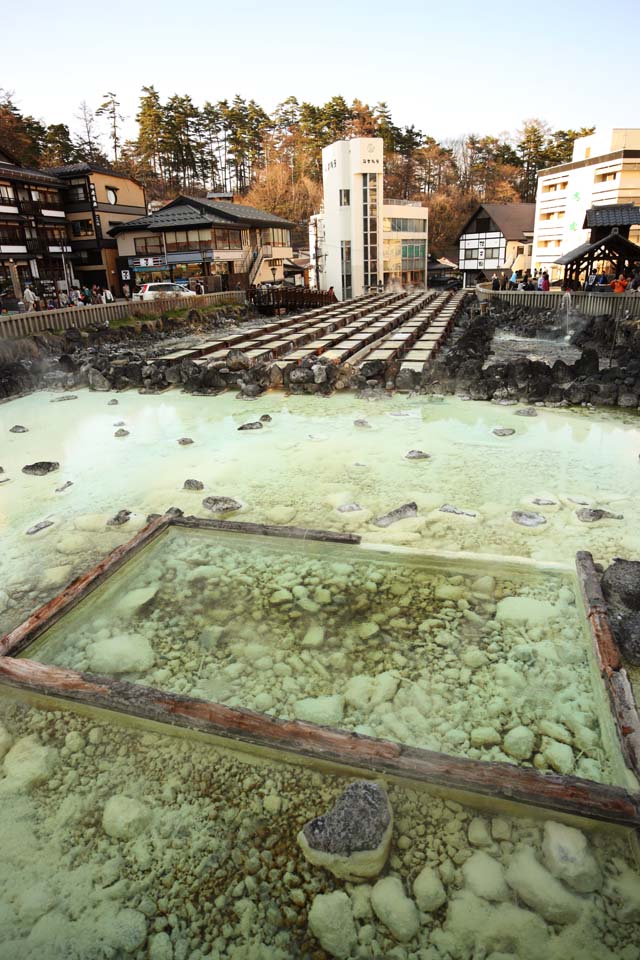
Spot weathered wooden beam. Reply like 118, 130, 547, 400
1, 656, 639, 828
0, 513, 172, 658
173, 516, 362, 545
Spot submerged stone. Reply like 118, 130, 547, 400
114, 429, 129, 438
576, 507, 623, 522
505, 847, 583, 923
405, 449, 430, 459
337, 502, 364, 513
511, 510, 546, 527
106, 509, 131, 526
55, 481, 73, 493
22, 462, 59, 476
542, 821, 601, 892
202, 496, 242, 513
462, 851, 509, 901
515, 407, 538, 417
308, 891, 356, 958
440, 503, 477, 517
354, 419, 371, 428
294, 695, 344, 726
496, 596, 558, 622
372, 502, 418, 527
493, 427, 515, 436
237, 421, 263, 431
183, 479, 204, 491
102, 795, 150, 840
26, 520, 54, 536
413, 864, 447, 911
89, 633, 155, 674
371, 876, 419, 942
50, 394, 78, 402
9, 425, 28, 433
177, 437, 194, 445
1, 736, 58, 792
298, 780, 393, 882
602, 558, 640, 611
503, 725, 535, 760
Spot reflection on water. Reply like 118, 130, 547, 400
1, 390, 639, 642
25, 529, 624, 786
0, 691, 638, 959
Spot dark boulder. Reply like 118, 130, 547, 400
602, 559, 640, 612
22, 461, 59, 476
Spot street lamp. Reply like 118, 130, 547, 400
270, 265, 277, 283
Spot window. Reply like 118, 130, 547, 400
383, 217, 427, 233
67, 182, 88, 202
464, 248, 479, 260
45, 226, 67, 245
542, 180, 568, 194
165, 229, 212, 252
262, 228, 290, 247
594, 171, 618, 183
106, 186, 118, 205
71, 219, 94, 237
0, 184, 15, 203
0, 221, 24, 244
401, 240, 425, 271
340, 240, 352, 299
475, 217, 490, 234
339, 189, 350, 207
362, 173, 379, 289
213, 228, 242, 250
484, 247, 500, 259
539, 211, 565, 221
134, 236, 163, 255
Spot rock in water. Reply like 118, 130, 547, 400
89, 633, 155, 674
26, 520, 54, 536
55, 481, 73, 493
511, 510, 546, 527
337, 503, 364, 513
354, 419, 371, 428
107, 509, 131, 526
238, 421, 263, 431
602, 559, 640, 612
226, 349, 251, 371
114, 429, 129, 438
405, 449, 430, 459
371, 876, 419, 942
259, 414, 272, 423
576, 507, 623, 522
177, 437, 194, 445
22, 461, 60, 476
202, 496, 242, 514
297, 780, 393, 881
9, 425, 28, 433
102, 795, 150, 839
533, 497, 556, 506
108, 399, 118, 405
183, 479, 204, 491
615, 611, 640, 665
542, 821, 601, 892
88, 368, 111, 391
493, 427, 515, 436
308, 891, 357, 959
1, 736, 58, 792
440, 504, 477, 517
505, 847, 584, 924
413, 865, 447, 911
50, 395, 78, 402
372, 502, 418, 527
515, 407, 538, 417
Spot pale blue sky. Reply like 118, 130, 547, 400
3, 0, 637, 147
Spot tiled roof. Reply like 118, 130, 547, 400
458, 203, 535, 241
555, 231, 640, 265
200, 197, 295, 228
109, 203, 234, 235
45, 162, 137, 181
0, 161, 66, 188
583, 204, 640, 229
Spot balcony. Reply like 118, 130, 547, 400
18, 199, 65, 216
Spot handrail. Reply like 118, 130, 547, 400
0, 291, 246, 340
475, 284, 640, 318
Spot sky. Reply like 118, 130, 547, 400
3, 0, 638, 149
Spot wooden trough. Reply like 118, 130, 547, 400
1, 514, 639, 829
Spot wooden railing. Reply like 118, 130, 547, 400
0, 291, 246, 340
476, 284, 640, 319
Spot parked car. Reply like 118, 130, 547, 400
132, 282, 197, 302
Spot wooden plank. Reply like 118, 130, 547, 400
173, 516, 362, 544
0, 514, 172, 658
1, 657, 638, 826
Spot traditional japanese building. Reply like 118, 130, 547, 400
456, 203, 535, 286
109, 196, 294, 291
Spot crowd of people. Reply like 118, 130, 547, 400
20, 283, 115, 311
491, 268, 640, 295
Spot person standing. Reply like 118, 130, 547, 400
541, 272, 550, 292
122, 282, 130, 300
23, 284, 37, 311
610, 274, 629, 294
491, 273, 500, 291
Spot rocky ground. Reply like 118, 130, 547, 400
0, 695, 639, 960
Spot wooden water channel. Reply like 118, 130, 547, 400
1, 513, 639, 830
153, 290, 469, 379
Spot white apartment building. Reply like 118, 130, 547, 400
532, 128, 640, 281
309, 138, 428, 299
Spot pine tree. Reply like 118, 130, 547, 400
96, 91, 123, 162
